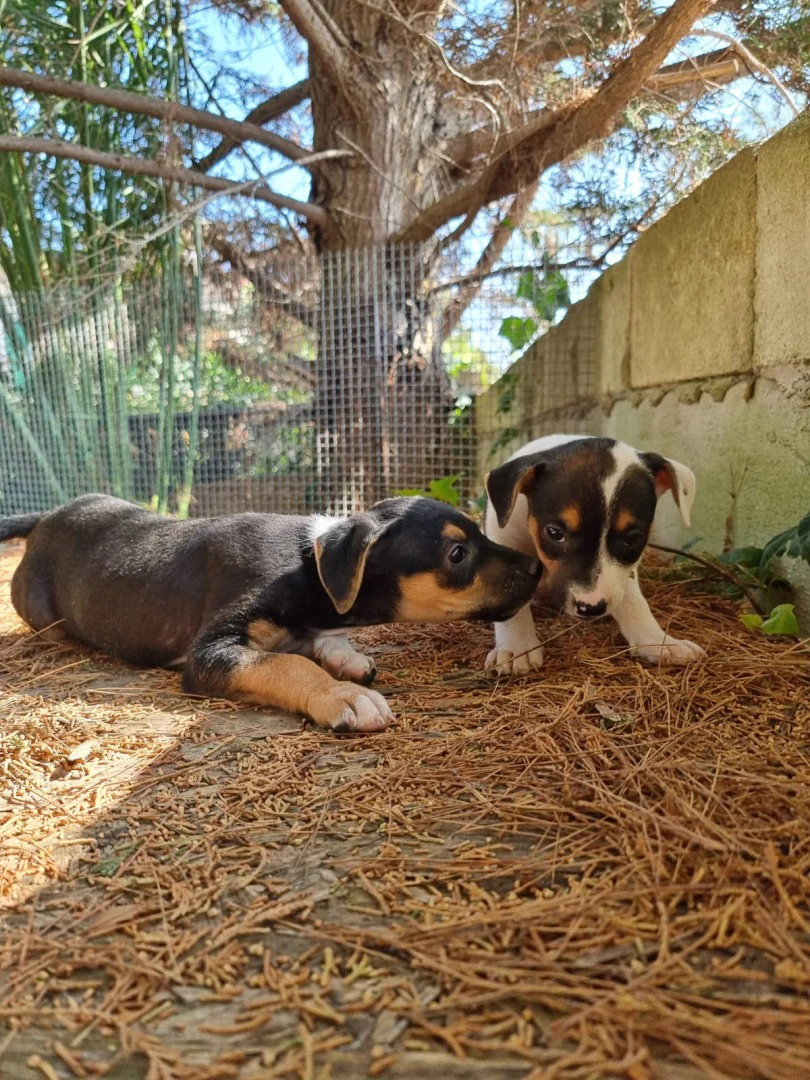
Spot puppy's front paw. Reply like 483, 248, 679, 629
631, 636, 706, 667
485, 643, 545, 676
308, 683, 393, 732
314, 637, 377, 685
320, 649, 377, 684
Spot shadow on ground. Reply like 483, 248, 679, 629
2, 542, 810, 1080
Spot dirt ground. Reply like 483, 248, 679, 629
1, 540, 810, 1080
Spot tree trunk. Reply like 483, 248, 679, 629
306, 3, 458, 511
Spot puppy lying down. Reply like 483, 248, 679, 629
1, 494, 540, 731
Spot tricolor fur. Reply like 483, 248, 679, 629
2, 494, 540, 731
484, 434, 705, 673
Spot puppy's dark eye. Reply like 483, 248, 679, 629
621, 529, 643, 547
448, 545, 467, 564
544, 524, 565, 543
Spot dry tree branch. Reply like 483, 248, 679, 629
205, 230, 318, 329
0, 66, 312, 167
690, 29, 801, 115
648, 543, 765, 615
0, 134, 328, 226
399, 0, 719, 242
647, 47, 748, 98
279, 0, 361, 92
441, 181, 539, 340
195, 78, 311, 173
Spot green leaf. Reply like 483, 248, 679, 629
680, 535, 704, 552
717, 546, 763, 569
395, 476, 461, 507
499, 316, 537, 351
740, 613, 763, 630
514, 270, 571, 322
515, 271, 540, 304
426, 475, 461, 507
760, 604, 800, 636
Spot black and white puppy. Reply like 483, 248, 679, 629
484, 434, 706, 674
2, 494, 540, 731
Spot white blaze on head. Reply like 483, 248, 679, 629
567, 442, 646, 615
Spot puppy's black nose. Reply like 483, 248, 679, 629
526, 558, 541, 579
575, 599, 607, 618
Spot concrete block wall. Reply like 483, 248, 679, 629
475, 111, 810, 624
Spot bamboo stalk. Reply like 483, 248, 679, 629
177, 219, 204, 520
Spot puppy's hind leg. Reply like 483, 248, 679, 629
10, 562, 68, 643
184, 635, 393, 732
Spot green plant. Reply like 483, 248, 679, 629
396, 475, 461, 507
498, 257, 572, 353
718, 512, 810, 635
740, 605, 800, 637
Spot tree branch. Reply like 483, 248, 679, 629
279, 0, 360, 91
0, 65, 312, 167
689, 30, 801, 114
205, 229, 318, 328
648, 47, 747, 97
195, 78, 311, 173
399, 0, 718, 242
0, 134, 328, 226
446, 45, 771, 171
441, 182, 538, 340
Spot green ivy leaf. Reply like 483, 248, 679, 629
759, 513, 810, 582
740, 613, 763, 631
499, 316, 537, 351
717, 546, 763, 570
760, 604, 800, 636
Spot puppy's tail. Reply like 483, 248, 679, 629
0, 513, 42, 542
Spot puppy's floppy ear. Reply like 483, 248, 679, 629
640, 452, 696, 528
314, 515, 383, 614
486, 454, 546, 529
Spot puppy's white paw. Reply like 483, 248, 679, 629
631, 636, 706, 667
485, 643, 545, 676
314, 637, 377, 685
308, 683, 393, 732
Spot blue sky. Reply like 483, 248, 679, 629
183, 4, 803, 369
185, 3, 801, 215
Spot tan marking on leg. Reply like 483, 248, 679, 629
228, 653, 392, 731
246, 617, 287, 652
560, 505, 581, 531
396, 571, 485, 623
441, 523, 467, 542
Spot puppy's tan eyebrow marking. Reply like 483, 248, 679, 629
442, 523, 467, 542
615, 509, 637, 531
560, 505, 581, 531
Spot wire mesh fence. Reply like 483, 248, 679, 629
0, 232, 602, 519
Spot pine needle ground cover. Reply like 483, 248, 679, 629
1, 542, 809, 1080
